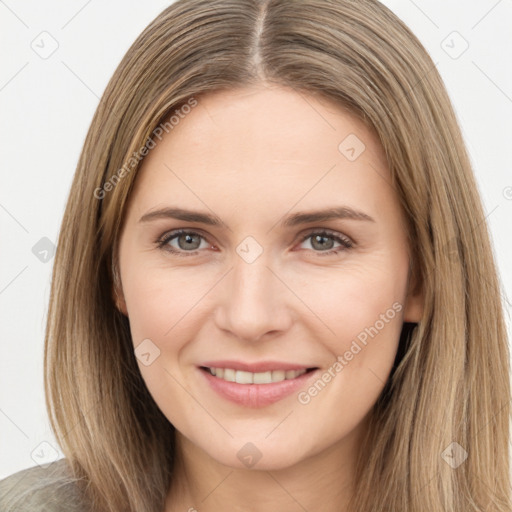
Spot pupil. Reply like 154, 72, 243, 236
181, 234, 199, 249
313, 235, 333, 250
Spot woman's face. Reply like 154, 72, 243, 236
116, 85, 423, 471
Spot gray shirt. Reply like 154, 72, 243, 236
0, 458, 88, 511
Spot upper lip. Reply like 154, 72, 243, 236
200, 360, 317, 372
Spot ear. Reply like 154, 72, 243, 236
402, 264, 424, 323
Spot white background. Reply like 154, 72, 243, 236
1, 0, 511, 477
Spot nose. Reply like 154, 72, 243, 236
213, 254, 293, 343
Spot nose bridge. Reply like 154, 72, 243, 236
214, 248, 291, 342
233, 252, 274, 301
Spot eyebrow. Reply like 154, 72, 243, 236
138, 206, 375, 228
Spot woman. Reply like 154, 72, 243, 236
1, 0, 510, 511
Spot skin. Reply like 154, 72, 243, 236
114, 84, 423, 512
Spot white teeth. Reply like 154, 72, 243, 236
285, 370, 297, 379
272, 370, 285, 381
235, 370, 253, 384
253, 371, 272, 384
223, 368, 236, 382
207, 367, 307, 383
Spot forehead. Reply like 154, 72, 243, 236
126, 85, 392, 221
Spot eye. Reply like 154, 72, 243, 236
155, 229, 211, 256
155, 228, 354, 257
297, 229, 353, 256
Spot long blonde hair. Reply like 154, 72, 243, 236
44, 1, 511, 510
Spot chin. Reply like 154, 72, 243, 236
203, 438, 309, 472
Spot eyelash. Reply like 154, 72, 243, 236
155, 228, 353, 257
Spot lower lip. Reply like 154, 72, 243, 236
199, 367, 318, 408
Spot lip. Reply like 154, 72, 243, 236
200, 360, 313, 372
198, 362, 319, 408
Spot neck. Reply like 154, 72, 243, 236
165, 418, 369, 512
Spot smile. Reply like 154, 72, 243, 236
203, 367, 310, 384
198, 363, 319, 407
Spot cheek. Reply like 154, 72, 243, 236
122, 265, 208, 344
295, 261, 407, 430
294, 257, 407, 407
123, 280, 174, 347
294, 257, 408, 348
122, 269, 207, 428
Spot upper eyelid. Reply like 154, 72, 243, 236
158, 228, 212, 245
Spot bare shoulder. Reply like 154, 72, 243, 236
0, 459, 89, 512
